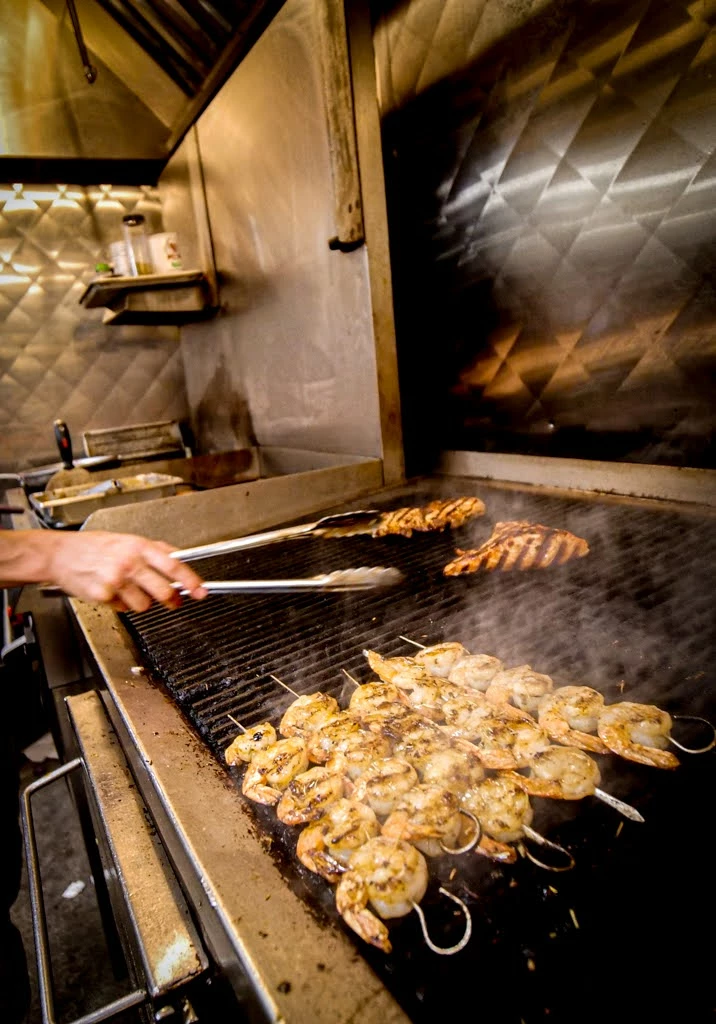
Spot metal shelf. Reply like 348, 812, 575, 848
79, 270, 206, 308
79, 270, 217, 326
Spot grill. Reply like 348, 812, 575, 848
122, 477, 716, 1023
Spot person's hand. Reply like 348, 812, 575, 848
47, 531, 207, 612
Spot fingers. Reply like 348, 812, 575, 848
49, 532, 208, 612
113, 584, 153, 614
132, 565, 183, 611
143, 544, 207, 600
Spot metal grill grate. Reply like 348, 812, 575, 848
124, 479, 716, 1023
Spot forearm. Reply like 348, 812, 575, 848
0, 530, 58, 587
1, 528, 205, 611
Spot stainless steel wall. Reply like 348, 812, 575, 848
0, 184, 188, 471
375, 0, 716, 470
174, 0, 383, 460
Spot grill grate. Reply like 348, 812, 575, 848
124, 478, 716, 1023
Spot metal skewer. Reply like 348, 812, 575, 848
410, 888, 472, 955
593, 787, 644, 822
520, 825, 575, 872
669, 714, 716, 754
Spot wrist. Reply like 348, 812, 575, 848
0, 530, 69, 587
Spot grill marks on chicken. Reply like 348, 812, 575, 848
373, 496, 485, 538
444, 520, 589, 575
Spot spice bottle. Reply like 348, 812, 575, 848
121, 214, 153, 275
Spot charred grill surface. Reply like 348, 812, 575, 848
123, 479, 716, 1024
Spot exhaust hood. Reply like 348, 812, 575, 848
0, 0, 285, 182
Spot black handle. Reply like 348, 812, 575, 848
53, 420, 73, 469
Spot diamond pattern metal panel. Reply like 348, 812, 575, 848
374, 0, 716, 469
0, 184, 188, 472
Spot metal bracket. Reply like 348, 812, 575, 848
65, 0, 98, 83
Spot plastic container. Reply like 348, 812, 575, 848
109, 240, 132, 277
149, 232, 183, 273
121, 214, 152, 276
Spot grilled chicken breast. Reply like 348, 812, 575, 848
443, 520, 589, 574
373, 497, 485, 538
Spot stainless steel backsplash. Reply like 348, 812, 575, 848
174, 0, 383, 461
0, 184, 188, 472
374, 0, 716, 469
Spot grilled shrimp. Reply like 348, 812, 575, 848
276, 765, 348, 824
485, 665, 554, 715
391, 717, 453, 766
504, 746, 601, 800
326, 746, 387, 782
462, 774, 533, 861
280, 691, 340, 738
413, 642, 469, 678
307, 711, 390, 764
468, 713, 551, 769
335, 837, 429, 953
392, 674, 446, 720
224, 722, 277, 765
351, 758, 419, 817
441, 691, 534, 741
241, 737, 309, 805
364, 649, 454, 695
537, 685, 608, 753
297, 798, 380, 882
395, 733, 453, 769
382, 783, 463, 857
348, 680, 402, 714
356, 700, 419, 733
597, 702, 679, 769
447, 653, 504, 691
413, 742, 485, 794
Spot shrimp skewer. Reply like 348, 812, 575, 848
537, 686, 609, 753
224, 716, 277, 765
346, 675, 403, 714
307, 711, 391, 764
411, 743, 485, 795
459, 711, 551, 769
382, 783, 480, 856
272, 675, 342, 738
297, 798, 380, 882
350, 758, 419, 817
399, 636, 504, 691
335, 836, 472, 955
441, 692, 534, 742
276, 764, 348, 824
242, 736, 309, 805
502, 746, 644, 822
461, 775, 574, 870
597, 702, 679, 769
485, 665, 554, 715
365, 649, 532, 724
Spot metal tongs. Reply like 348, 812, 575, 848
170, 510, 382, 563
172, 566, 403, 596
